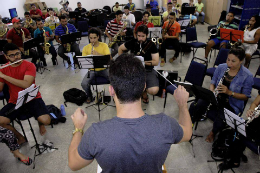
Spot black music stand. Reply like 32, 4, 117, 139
11, 84, 57, 168
0, 40, 8, 51
181, 6, 196, 15
76, 55, 115, 121
60, 31, 81, 68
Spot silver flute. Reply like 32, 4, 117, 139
0, 59, 23, 69
91, 43, 94, 54
246, 104, 260, 125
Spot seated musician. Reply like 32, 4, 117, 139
118, 25, 159, 103
134, 11, 154, 38
126, 0, 136, 12
44, 8, 58, 19
81, 28, 111, 103
74, 2, 87, 13
105, 10, 126, 58
29, 4, 42, 20
205, 12, 238, 60
55, 15, 81, 65
45, 8, 60, 24
23, 12, 37, 37
189, 47, 254, 143
6, 18, 38, 67
195, 0, 205, 24
113, 2, 120, 12
182, 1, 197, 26
242, 15, 260, 68
123, 6, 135, 28
34, 19, 57, 66
147, 0, 159, 10
160, 12, 181, 67
68, 54, 192, 172
218, 93, 260, 170
0, 126, 32, 166
0, 43, 51, 146
59, 0, 72, 17
0, 15, 8, 40
171, 0, 181, 19
162, 2, 173, 22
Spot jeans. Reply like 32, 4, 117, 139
81, 69, 109, 97
58, 42, 81, 61
38, 45, 57, 62
110, 43, 119, 58
195, 12, 205, 23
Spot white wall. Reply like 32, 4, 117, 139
0, 0, 144, 18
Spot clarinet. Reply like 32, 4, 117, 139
204, 68, 230, 115
246, 104, 260, 126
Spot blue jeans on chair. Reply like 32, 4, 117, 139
195, 12, 205, 23
81, 69, 109, 97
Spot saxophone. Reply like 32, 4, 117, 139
209, 23, 225, 40
246, 104, 260, 125
43, 29, 51, 55
65, 25, 71, 52
21, 29, 29, 56
108, 21, 127, 48
0, 24, 7, 38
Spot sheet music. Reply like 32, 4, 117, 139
148, 27, 162, 38
178, 19, 190, 27
135, 56, 145, 66
15, 84, 40, 110
77, 55, 108, 69
224, 108, 246, 137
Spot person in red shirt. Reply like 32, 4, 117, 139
6, 18, 40, 67
134, 11, 154, 38
30, 4, 42, 20
0, 43, 51, 145
159, 12, 181, 67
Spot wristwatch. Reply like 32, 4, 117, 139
73, 128, 83, 135
231, 91, 235, 97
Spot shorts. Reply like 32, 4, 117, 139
212, 38, 229, 46
0, 98, 48, 121
146, 70, 159, 89
241, 43, 258, 56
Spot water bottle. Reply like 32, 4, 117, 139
60, 104, 66, 116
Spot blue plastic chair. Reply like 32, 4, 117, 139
206, 48, 229, 78
164, 57, 208, 108
186, 27, 207, 59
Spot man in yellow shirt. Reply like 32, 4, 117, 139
195, 0, 205, 24
113, 2, 120, 12
81, 28, 111, 103
162, 2, 173, 22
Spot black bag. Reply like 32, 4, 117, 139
180, 43, 191, 53
63, 88, 86, 106
46, 105, 66, 125
211, 129, 234, 161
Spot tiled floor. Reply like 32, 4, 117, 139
0, 23, 260, 173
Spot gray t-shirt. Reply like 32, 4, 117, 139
78, 113, 183, 173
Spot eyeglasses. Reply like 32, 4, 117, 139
7, 52, 21, 58
168, 17, 174, 19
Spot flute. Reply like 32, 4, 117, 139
91, 42, 94, 54
0, 59, 23, 69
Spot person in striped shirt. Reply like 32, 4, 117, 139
105, 10, 126, 57
205, 12, 238, 60
55, 15, 80, 65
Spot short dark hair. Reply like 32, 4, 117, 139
116, 10, 123, 16
24, 12, 30, 16
136, 25, 148, 35
228, 47, 245, 61
169, 12, 176, 17
252, 15, 260, 30
3, 43, 20, 55
109, 54, 146, 104
167, 2, 173, 5
115, 2, 119, 4
31, 4, 36, 7
88, 27, 101, 38
143, 11, 150, 17
60, 15, 67, 20
228, 11, 235, 17
77, 2, 81, 4
124, 6, 129, 10
47, 8, 53, 12
36, 18, 42, 24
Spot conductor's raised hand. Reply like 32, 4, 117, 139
71, 108, 88, 129
173, 85, 189, 108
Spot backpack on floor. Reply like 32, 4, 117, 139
63, 88, 86, 106
46, 104, 66, 125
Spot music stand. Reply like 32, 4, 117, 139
181, 6, 196, 15
148, 16, 161, 26
0, 40, 8, 52
76, 55, 115, 121
220, 28, 244, 44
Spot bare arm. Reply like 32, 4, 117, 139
218, 84, 248, 101
0, 82, 4, 92
246, 95, 260, 117
105, 30, 112, 42
145, 53, 159, 66
244, 30, 260, 44
68, 108, 93, 171
173, 85, 192, 143
165, 32, 179, 39
55, 35, 62, 44
0, 73, 35, 89
118, 44, 128, 56
7, 39, 12, 43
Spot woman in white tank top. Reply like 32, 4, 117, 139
242, 15, 260, 68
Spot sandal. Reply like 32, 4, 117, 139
18, 157, 32, 166
169, 57, 177, 63
86, 96, 93, 104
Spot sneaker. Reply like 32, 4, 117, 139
52, 58, 57, 65
160, 59, 165, 67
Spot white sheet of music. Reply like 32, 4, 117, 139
224, 108, 246, 137
148, 27, 162, 38
135, 56, 145, 66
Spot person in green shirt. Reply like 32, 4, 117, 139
195, 0, 205, 24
